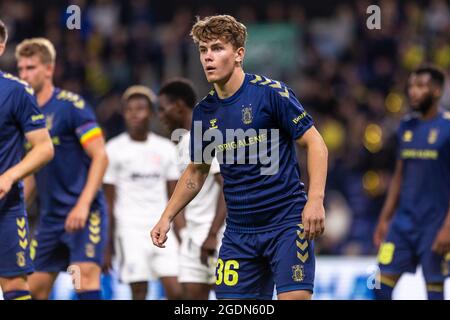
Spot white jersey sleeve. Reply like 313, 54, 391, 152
163, 140, 181, 181
104, 139, 120, 185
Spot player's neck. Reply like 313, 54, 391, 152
182, 111, 192, 131
420, 104, 439, 121
37, 83, 54, 107
128, 130, 148, 142
214, 68, 245, 99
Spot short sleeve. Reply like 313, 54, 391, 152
13, 85, 46, 133
103, 141, 119, 185
164, 141, 181, 181
70, 96, 103, 147
271, 86, 313, 140
190, 106, 214, 163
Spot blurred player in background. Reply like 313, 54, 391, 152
0, 21, 54, 301
16, 38, 109, 300
152, 15, 328, 300
103, 86, 182, 300
374, 66, 450, 300
158, 79, 227, 300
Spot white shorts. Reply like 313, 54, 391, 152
115, 228, 179, 284
178, 226, 224, 284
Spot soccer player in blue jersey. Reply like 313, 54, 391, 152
151, 15, 328, 300
0, 21, 54, 300
373, 66, 450, 300
16, 38, 109, 300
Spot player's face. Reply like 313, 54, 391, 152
158, 94, 180, 131
123, 97, 151, 134
17, 55, 52, 94
407, 73, 435, 113
198, 38, 243, 84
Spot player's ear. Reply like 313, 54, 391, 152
235, 47, 245, 65
0, 42, 5, 56
45, 62, 54, 77
431, 82, 442, 99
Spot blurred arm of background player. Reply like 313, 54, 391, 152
431, 201, 450, 256
151, 162, 210, 247
1, 129, 54, 200
296, 126, 328, 240
64, 137, 109, 233
200, 173, 226, 266
103, 183, 115, 273
167, 180, 186, 243
373, 159, 403, 248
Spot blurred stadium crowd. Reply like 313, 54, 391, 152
1, 0, 449, 256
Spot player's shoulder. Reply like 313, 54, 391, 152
150, 133, 176, 150
106, 132, 128, 148
399, 112, 419, 127
196, 88, 218, 111
54, 88, 89, 110
440, 110, 450, 121
246, 73, 291, 100
0, 71, 35, 96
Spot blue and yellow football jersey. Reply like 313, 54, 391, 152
31, 88, 107, 272
378, 111, 450, 283
190, 73, 315, 298
190, 73, 313, 233
0, 71, 45, 277
394, 111, 450, 231
34, 87, 105, 221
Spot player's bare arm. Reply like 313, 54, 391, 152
65, 136, 108, 232
0, 128, 53, 199
432, 201, 450, 256
200, 173, 227, 265
373, 159, 404, 247
151, 162, 210, 247
102, 183, 116, 272
167, 179, 186, 243
296, 126, 328, 240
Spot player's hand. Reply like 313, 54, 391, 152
302, 198, 325, 240
65, 202, 90, 233
432, 225, 450, 256
373, 219, 389, 248
151, 218, 171, 248
0, 172, 14, 200
200, 234, 217, 266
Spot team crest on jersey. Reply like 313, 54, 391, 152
428, 129, 439, 144
403, 130, 413, 142
46, 113, 54, 131
242, 107, 253, 125
292, 264, 304, 282
16, 251, 26, 267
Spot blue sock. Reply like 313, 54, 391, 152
374, 276, 396, 300
76, 290, 102, 300
3, 290, 32, 300
427, 284, 444, 300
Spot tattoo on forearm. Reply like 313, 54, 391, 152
186, 179, 197, 190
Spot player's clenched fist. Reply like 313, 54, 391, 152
0, 172, 14, 200
151, 218, 171, 248
302, 199, 325, 240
